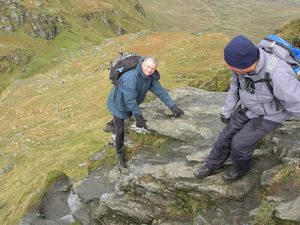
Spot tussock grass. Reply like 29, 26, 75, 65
0, 32, 229, 224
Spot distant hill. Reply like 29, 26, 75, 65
0, 0, 153, 92
139, 0, 300, 40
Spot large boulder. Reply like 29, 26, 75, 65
20, 87, 300, 225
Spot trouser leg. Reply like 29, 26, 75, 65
113, 115, 125, 155
205, 107, 250, 170
231, 119, 281, 174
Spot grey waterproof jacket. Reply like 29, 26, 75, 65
222, 48, 300, 123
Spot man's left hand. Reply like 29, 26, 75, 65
171, 105, 185, 117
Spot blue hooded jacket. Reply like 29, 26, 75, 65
106, 59, 175, 119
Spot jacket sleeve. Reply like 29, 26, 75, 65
221, 72, 239, 118
149, 73, 175, 108
273, 61, 300, 117
119, 74, 142, 116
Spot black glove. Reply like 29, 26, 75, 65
220, 114, 230, 124
171, 105, 184, 118
135, 114, 147, 129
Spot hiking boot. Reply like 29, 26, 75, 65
193, 166, 223, 179
222, 168, 250, 182
103, 121, 115, 134
116, 153, 126, 170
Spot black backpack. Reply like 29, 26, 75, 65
109, 52, 141, 85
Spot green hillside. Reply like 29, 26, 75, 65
139, 0, 300, 40
0, 0, 153, 92
1, 0, 300, 224
0, 30, 230, 225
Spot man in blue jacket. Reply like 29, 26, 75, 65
106, 56, 184, 169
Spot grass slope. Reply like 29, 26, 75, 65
139, 0, 300, 40
0, 31, 229, 225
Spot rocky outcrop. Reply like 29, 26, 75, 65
0, 0, 64, 39
1, 0, 150, 39
84, 10, 125, 36
20, 87, 300, 225
275, 196, 300, 223
134, 2, 146, 17
0, 48, 32, 74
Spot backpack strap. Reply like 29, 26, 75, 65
237, 53, 282, 111
263, 54, 281, 111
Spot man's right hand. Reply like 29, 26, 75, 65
135, 115, 147, 129
220, 114, 230, 124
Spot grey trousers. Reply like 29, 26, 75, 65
205, 106, 281, 174
113, 115, 125, 155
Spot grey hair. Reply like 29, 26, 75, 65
143, 56, 158, 65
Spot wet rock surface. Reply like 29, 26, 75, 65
20, 87, 300, 225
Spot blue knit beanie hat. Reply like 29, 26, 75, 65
224, 35, 259, 69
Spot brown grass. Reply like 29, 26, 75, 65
0, 31, 229, 224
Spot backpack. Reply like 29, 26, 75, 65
259, 34, 300, 75
253, 34, 300, 110
109, 52, 141, 85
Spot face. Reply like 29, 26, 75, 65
226, 62, 257, 75
141, 60, 158, 76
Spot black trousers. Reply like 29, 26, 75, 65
205, 107, 281, 174
113, 115, 125, 155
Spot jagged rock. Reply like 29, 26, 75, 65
73, 169, 114, 202
29, 13, 60, 39
265, 196, 285, 203
275, 196, 300, 222
142, 87, 225, 142
84, 10, 126, 36
39, 176, 72, 220
67, 191, 90, 225
95, 193, 159, 224
134, 2, 146, 16
0, 0, 63, 39
282, 147, 300, 165
248, 207, 261, 219
0, 163, 14, 175
261, 165, 283, 186
92, 88, 283, 224
20, 87, 300, 225
0, 24, 15, 32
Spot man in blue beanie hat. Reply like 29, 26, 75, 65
193, 35, 300, 182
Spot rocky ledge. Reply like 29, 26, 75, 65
20, 87, 300, 225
